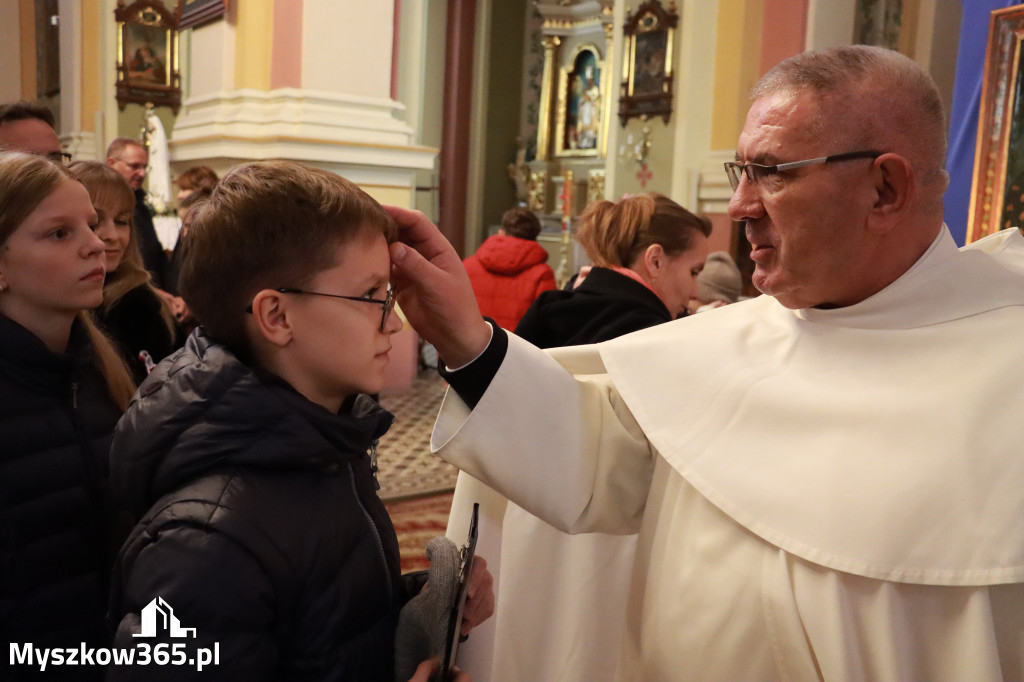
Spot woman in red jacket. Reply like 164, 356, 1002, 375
463, 207, 555, 330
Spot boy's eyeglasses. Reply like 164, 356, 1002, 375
246, 285, 396, 332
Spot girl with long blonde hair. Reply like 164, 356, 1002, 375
0, 152, 134, 668
69, 161, 178, 382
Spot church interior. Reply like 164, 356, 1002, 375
1, 0, 1016, 575
4, 2, 1024, 680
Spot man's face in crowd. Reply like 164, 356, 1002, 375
727, 90, 879, 310
108, 144, 148, 191
0, 118, 62, 161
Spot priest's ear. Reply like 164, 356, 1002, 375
866, 153, 915, 234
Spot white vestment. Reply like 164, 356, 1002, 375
437, 227, 1024, 681
963, 227, 1024, 277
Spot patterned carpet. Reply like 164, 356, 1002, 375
377, 368, 458, 571
385, 492, 454, 572
377, 369, 459, 502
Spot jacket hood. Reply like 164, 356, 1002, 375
111, 329, 393, 516
474, 234, 550, 276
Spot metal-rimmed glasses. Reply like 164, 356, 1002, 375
724, 150, 882, 191
246, 285, 396, 332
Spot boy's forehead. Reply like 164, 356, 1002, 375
321, 230, 391, 281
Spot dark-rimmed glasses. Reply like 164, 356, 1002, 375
246, 285, 395, 332
43, 151, 73, 166
724, 150, 882, 191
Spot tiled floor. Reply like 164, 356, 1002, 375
377, 369, 459, 502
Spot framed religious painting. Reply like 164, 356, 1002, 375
555, 45, 605, 157
115, 0, 181, 114
968, 4, 1024, 243
618, 0, 678, 126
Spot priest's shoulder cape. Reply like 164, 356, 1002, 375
435, 227, 1024, 586
963, 226, 1024, 277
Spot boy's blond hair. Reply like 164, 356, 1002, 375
179, 161, 396, 361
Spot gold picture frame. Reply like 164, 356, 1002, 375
115, 1, 181, 114
555, 45, 605, 158
968, 4, 1024, 243
618, 0, 677, 126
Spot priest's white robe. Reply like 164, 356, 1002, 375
436, 228, 1024, 681
963, 227, 1024, 277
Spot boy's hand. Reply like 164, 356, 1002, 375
386, 207, 492, 368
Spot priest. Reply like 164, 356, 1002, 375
388, 45, 1024, 681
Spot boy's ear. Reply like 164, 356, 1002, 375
250, 289, 293, 347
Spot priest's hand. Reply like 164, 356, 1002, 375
461, 555, 494, 636
386, 206, 492, 368
407, 658, 471, 682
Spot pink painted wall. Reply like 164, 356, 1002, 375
271, 0, 303, 89
760, 0, 808, 75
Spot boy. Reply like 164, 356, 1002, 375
107, 161, 484, 680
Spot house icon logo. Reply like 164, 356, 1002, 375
133, 597, 197, 638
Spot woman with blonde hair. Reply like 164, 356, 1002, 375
452, 193, 711, 681
0, 152, 134, 674
516, 192, 711, 346
69, 161, 178, 382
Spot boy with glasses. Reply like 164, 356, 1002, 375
108, 161, 489, 681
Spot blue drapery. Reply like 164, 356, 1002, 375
945, 0, 1020, 245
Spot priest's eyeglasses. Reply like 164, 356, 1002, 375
246, 285, 396, 332
724, 150, 882, 191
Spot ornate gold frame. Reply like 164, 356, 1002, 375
968, 5, 1024, 243
619, 0, 677, 125
115, 0, 181, 114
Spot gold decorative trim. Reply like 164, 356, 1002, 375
528, 169, 548, 213
537, 36, 562, 161
587, 168, 606, 205
968, 6, 1024, 242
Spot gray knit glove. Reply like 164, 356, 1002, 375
394, 536, 460, 682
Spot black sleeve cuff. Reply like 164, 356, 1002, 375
438, 319, 508, 410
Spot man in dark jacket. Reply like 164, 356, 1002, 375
106, 138, 167, 287
0, 100, 67, 163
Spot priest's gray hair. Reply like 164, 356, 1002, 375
752, 45, 949, 199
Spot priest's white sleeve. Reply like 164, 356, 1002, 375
431, 332, 653, 535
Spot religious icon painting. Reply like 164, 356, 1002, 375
619, 0, 678, 126
556, 45, 605, 158
115, 0, 182, 114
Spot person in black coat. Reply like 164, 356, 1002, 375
0, 153, 136, 680
516, 193, 712, 348
105, 138, 167, 287
69, 162, 179, 384
108, 161, 490, 681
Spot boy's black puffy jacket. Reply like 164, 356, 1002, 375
108, 330, 414, 681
